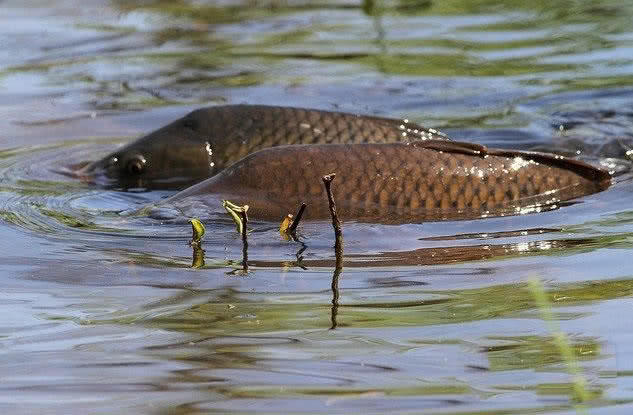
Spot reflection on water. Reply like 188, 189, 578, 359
3, 0, 633, 414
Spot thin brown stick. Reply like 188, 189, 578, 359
288, 202, 307, 235
322, 173, 343, 330
321, 174, 342, 239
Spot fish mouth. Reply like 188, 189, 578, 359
53, 160, 94, 178
52, 159, 116, 187
62, 159, 208, 190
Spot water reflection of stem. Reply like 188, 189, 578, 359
330, 237, 343, 330
191, 245, 205, 269
528, 277, 591, 411
295, 242, 308, 270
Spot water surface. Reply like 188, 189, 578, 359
2, 0, 633, 414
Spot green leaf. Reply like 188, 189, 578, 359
189, 218, 206, 245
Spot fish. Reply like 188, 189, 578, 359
83, 104, 447, 188
152, 140, 611, 223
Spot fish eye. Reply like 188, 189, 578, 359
126, 156, 146, 175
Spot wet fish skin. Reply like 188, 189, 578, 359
84, 105, 447, 188
162, 140, 611, 222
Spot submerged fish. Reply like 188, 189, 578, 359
152, 140, 611, 223
83, 105, 446, 188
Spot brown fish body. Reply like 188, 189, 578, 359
83, 104, 611, 222
85, 104, 446, 188
163, 140, 611, 222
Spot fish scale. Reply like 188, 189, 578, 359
85, 104, 449, 189
209, 105, 446, 167
165, 141, 611, 222
86, 105, 611, 222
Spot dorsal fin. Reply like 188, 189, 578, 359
410, 139, 612, 184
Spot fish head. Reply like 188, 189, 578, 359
80, 109, 225, 189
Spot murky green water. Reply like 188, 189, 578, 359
3, 0, 633, 413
